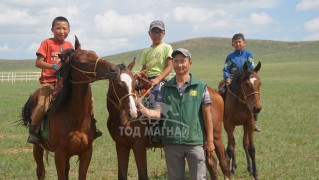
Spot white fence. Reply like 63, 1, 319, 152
0, 72, 41, 83
0, 71, 175, 84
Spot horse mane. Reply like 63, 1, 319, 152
116, 63, 127, 71
229, 68, 253, 92
52, 49, 75, 113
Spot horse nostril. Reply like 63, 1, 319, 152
253, 107, 261, 113
109, 65, 120, 72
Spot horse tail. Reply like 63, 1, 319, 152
18, 94, 37, 127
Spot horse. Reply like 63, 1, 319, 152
221, 62, 262, 180
205, 86, 232, 180
106, 59, 150, 180
20, 36, 120, 180
106, 61, 231, 180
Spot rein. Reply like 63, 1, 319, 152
68, 57, 102, 84
226, 84, 260, 105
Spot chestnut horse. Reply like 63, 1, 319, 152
20, 36, 120, 180
106, 59, 149, 180
106, 60, 230, 179
221, 62, 262, 180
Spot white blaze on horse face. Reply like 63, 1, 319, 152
120, 73, 138, 118
250, 77, 257, 87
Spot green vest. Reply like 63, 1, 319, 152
161, 75, 206, 145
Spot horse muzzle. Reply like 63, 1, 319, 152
253, 106, 262, 113
102, 65, 120, 80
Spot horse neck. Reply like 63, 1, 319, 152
107, 82, 127, 125
70, 83, 92, 118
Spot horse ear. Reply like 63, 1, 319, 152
58, 53, 69, 63
74, 35, 81, 50
254, 62, 261, 72
243, 61, 248, 71
128, 57, 136, 71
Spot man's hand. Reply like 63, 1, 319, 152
225, 78, 231, 85
204, 140, 215, 158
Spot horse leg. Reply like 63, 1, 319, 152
65, 157, 70, 180
78, 145, 93, 180
33, 144, 45, 180
54, 149, 68, 180
247, 126, 258, 180
132, 143, 148, 180
243, 126, 252, 176
116, 142, 130, 180
205, 153, 218, 180
225, 125, 237, 175
213, 136, 231, 180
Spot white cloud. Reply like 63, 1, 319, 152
250, 12, 273, 26
94, 10, 154, 37
168, 6, 233, 32
296, 0, 319, 11
80, 37, 132, 56
305, 16, 319, 31
303, 32, 319, 40
27, 42, 40, 55
0, 43, 10, 52
0, 6, 37, 26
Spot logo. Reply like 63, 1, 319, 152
118, 98, 190, 139
189, 90, 197, 96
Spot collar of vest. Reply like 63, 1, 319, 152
165, 74, 201, 87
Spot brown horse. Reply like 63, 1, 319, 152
206, 86, 232, 180
106, 59, 150, 180
20, 36, 120, 180
221, 62, 262, 180
106, 61, 230, 180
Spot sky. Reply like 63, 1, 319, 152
0, 0, 318, 60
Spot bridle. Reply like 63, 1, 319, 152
226, 82, 260, 106
68, 57, 102, 84
107, 75, 137, 109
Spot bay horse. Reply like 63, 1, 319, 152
222, 62, 262, 180
106, 59, 150, 180
20, 36, 120, 180
106, 60, 230, 180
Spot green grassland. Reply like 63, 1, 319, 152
0, 37, 318, 179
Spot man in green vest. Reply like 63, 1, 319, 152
138, 48, 215, 179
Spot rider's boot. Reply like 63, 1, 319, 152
27, 124, 40, 144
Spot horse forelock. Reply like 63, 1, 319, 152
120, 73, 137, 114
117, 64, 127, 71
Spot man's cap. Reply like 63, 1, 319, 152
149, 20, 165, 31
172, 48, 191, 58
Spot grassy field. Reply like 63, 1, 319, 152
0, 37, 318, 179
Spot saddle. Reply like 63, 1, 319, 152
134, 71, 151, 98
134, 71, 163, 148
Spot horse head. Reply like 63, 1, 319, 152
57, 36, 120, 84
108, 58, 138, 121
242, 61, 262, 113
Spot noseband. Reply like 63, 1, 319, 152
226, 84, 260, 105
68, 57, 102, 84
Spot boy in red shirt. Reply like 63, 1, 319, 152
27, 16, 103, 144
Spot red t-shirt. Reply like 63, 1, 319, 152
37, 38, 74, 84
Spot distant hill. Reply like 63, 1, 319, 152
1, 37, 318, 72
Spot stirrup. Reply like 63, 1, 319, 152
27, 134, 40, 144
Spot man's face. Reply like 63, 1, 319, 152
172, 54, 192, 75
